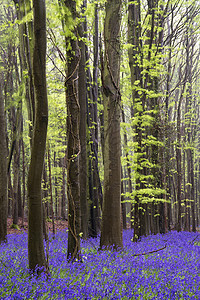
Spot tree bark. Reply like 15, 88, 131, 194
121, 167, 127, 230
78, 5, 88, 239
128, 0, 143, 241
14, 0, 34, 144
189, 149, 196, 232
63, 0, 81, 261
0, 76, 8, 243
100, 0, 123, 250
27, 0, 48, 272
121, 104, 132, 229
47, 141, 55, 236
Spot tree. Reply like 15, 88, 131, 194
78, 1, 88, 239
128, 0, 143, 241
27, 0, 48, 272
100, 0, 123, 250
85, 2, 102, 238
0, 74, 8, 243
63, 0, 81, 261
1, 0, 200, 254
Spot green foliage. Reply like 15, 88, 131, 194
15, 11, 33, 25
1, 0, 200, 241
10, 224, 20, 230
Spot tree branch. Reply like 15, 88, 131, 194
133, 244, 167, 257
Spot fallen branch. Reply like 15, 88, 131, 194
133, 244, 167, 257
189, 235, 200, 245
0, 258, 15, 279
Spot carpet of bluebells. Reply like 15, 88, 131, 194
0, 230, 200, 299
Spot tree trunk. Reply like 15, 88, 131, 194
78, 6, 88, 239
175, 60, 188, 232
100, 0, 123, 250
121, 167, 127, 230
21, 138, 26, 227
14, 0, 34, 144
128, 0, 143, 241
189, 149, 196, 232
176, 98, 182, 232
63, 0, 81, 261
61, 157, 67, 220
84, 3, 102, 237
28, 0, 48, 272
47, 141, 55, 236
54, 152, 58, 219
0, 76, 8, 243
121, 104, 132, 229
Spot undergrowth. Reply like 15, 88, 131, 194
0, 230, 199, 299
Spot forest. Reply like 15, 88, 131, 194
0, 0, 200, 298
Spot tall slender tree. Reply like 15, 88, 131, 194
63, 0, 81, 261
100, 0, 123, 250
78, 1, 88, 239
85, 2, 102, 238
0, 75, 8, 243
27, 0, 48, 272
128, 0, 143, 241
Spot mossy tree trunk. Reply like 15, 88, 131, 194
27, 0, 48, 272
63, 0, 81, 261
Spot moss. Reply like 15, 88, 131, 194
46, 217, 52, 223
10, 224, 20, 230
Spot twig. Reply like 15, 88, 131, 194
47, 53, 66, 78
189, 235, 200, 245
133, 244, 167, 257
0, 258, 16, 279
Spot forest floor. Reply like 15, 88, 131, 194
1, 229, 199, 299
7, 217, 200, 234
7, 217, 68, 234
